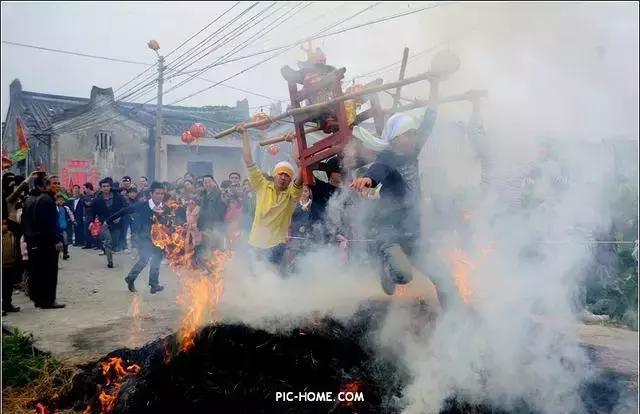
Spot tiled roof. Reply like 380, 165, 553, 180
20, 91, 88, 133
117, 103, 245, 136
13, 83, 250, 138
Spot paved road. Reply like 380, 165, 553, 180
2, 246, 638, 388
3, 245, 182, 361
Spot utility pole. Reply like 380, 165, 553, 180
148, 39, 164, 181
155, 55, 164, 181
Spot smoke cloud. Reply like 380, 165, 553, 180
212, 2, 637, 413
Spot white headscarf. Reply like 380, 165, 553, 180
351, 108, 425, 152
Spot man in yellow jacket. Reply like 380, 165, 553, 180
237, 125, 303, 267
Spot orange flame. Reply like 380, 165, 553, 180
131, 294, 141, 320
176, 250, 232, 353
93, 357, 141, 414
393, 284, 423, 301
341, 380, 363, 393
340, 380, 364, 407
451, 249, 473, 304
35, 403, 49, 414
150, 204, 233, 354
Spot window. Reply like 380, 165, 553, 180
95, 131, 112, 150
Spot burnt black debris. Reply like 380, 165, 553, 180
52, 301, 635, 414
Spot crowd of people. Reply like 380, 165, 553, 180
4, 85, 509, 316
0, 167, 264, 313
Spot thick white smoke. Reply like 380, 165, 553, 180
213, 2, 637, 413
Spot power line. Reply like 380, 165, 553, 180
170, 3, 432, 106
1, 40, 152, 66
78, 2, 282, 129
165, 1, 242, 61
174, 2, 443, 77
345, 27, 477, 83
52, 2, 373, 134
162, 2, 310, 97
53, 2, 257, 134
55, 2, 428, 134
161, 2, 286, 97
114, 2, 248, 99
52, 7, 286, 134
162, 2, 265, 80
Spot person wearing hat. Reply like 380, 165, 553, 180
350, 85, 442, 305
237, 124, 303, 267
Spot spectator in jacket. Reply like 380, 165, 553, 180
198, 175, 226, 232
66, 185, 85, 246
81, 182, 97, 249
286, 185, 313, 271
107, 181, 167, 294
22, 175, 65, 309
92, 178, 127, 268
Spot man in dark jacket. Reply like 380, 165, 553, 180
198, 175, 227, 231
66, 184, 85, 246
107, 181, 167, 294
351, 106, 441, 307
92, 178, 127, 268
81, 182, 97, 249
22, 175, 65, 309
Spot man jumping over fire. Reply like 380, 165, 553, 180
351, 79, 443, 307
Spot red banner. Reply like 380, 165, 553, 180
60, 159, 99, 191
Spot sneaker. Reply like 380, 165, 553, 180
382, 244, 414, 285
98, 252, 106, 256
63, 254, 70, 260
125, 277, 137, 292
381, 260, 397, 295
108, 263, 114, 269
2, 305, 20, 313
150, 285, 165, 294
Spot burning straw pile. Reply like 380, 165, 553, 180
46, 301, 424, 414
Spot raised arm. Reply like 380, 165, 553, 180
237, 124, 254, 166
290, 132, 303, 187
6, 172, 36, 203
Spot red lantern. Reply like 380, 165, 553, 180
252, 112, 270, 131
189, 123, 206, 139
267, 144, 279, 156
181, 131, 195, 144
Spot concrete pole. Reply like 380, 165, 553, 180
154, 55, 164, 181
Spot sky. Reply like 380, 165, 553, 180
1, 1, 638, 140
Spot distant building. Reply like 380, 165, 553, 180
2, 79, 265, 187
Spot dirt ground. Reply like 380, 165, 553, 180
2, 245, 182, 361
2, 246, 638, 383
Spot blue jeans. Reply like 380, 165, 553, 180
126, 242, 163, 287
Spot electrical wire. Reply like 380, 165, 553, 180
52, 2, 259, 133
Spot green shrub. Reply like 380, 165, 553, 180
1, 329, 60, 388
